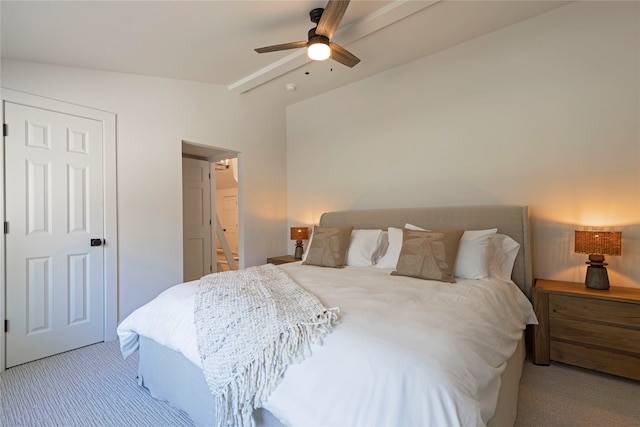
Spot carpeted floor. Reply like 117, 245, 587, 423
515, 357, 640, 427
0, 340, 194, 427
1, 340, 639, 426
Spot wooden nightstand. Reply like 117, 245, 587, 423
266, 255, 299, 265
532, 279, 640, 380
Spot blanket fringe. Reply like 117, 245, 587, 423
215, 307, 339, 427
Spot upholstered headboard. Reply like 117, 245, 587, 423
319, 205, 533, 298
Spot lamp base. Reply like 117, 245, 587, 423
294, 240, 304, 260
585, 265, 610, 290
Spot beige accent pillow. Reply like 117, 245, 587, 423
392, 229, 464, 283
302, 226, 354, 268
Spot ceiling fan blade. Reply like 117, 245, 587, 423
330, 42, 360, 68
316, 0, 350, 39
255, 41, 307, 54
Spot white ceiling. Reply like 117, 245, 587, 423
1, 1, 567, 106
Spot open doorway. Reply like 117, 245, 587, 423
213, 158, 239, 272
181, 141, 239, 280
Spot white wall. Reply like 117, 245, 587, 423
287, 2, 640, 288
2, 60, 288, 319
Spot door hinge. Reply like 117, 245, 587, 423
210, 265, 213, 273
208, 173, 211, 179
3, 124, 7, 137
4, 320, 8, 333
209, 219, 212, 225
3, 221, 8, 234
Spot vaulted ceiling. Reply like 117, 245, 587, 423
1, 1, 567, 105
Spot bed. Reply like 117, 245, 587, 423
118, 205, 536, 427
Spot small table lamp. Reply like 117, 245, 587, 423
290, 227, 310, 260
574, 230, 622, 290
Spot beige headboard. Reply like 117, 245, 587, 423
319, 205, 533, 298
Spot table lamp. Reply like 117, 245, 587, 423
290, 227, 310, 260
574, 230, 622, 290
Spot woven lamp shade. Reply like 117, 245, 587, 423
575, 231, 622, 256
290, 227, 309, 241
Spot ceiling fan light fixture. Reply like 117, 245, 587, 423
307, 36, 331, 61
255, 1, 359, 68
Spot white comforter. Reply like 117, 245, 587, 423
118, 262, 536, 427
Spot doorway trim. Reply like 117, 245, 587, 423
0, 88, 118, 372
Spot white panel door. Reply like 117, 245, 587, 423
5, 102, 105, 368
182, 158, 212, 281
222, 194, 239, 254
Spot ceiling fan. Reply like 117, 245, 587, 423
254, 0, 360, 68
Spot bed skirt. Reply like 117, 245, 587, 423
136, 334, 526, 427
137, 336, 282, 427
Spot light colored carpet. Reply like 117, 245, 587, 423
0, 340, 194, 427
1, 340, 639, 426
515, 357, 640, 427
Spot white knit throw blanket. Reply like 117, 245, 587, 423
194, 264, 339, 427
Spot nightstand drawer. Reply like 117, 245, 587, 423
549, 294, 640, 328
551, 341, 640, 381
550, 317, 640, 354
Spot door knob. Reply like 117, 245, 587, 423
90, 238, 104, 247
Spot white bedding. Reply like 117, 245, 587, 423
118, 262, 536, 427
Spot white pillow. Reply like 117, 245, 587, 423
404, 223, 425, 231
375, 227, 404, 269
487, 234, 520, 281
372, 231, 389, 264
346, 229, 384, 267
404, 224, 497, 279
301, 229, 314, 262
455, 228, 498, 279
